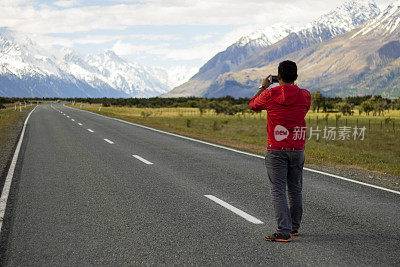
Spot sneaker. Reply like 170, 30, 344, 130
290, 230, 299, 236
265, 233, 292, 242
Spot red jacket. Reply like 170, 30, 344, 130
249, 84, 311, 149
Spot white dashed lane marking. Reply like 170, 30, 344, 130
87, 129, 94, 133
104, 139, 114, 144
204, 195, 264, 224
132, 155, 153, 165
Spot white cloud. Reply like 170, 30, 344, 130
193, 34, 215, 42
0, 0, 353, 36
111, 25, 259, 61
112, 40, 170, 56
53, 0, 79, 8
0, 0, 387, 69
129, 34, 180, 41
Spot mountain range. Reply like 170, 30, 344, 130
0, 28, 196, 98
165, 0, 400, 98
1, 0, 399, 98
201, 0, 400, 98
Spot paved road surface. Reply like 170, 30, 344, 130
0, 104, 399, 265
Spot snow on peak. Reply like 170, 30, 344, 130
0, 28, 173, 97
352, 0, 400, 37
236, 23, 294, 48
303, 0, 380, 35
0, 27, 63, 77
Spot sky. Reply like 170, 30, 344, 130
0, 0, 395, 70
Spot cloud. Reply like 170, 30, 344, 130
193, 34, 215, 42
53, 0, 79, 8
112, 40, 170, 56
111, 25, 258, 61
0, 0, 351, 36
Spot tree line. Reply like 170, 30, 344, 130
311, 91, 400, 116
1, 94, 399, 116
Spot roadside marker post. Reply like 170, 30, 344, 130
19, 103, 21, 112
99, 103, 102, 112
14, 104, 16, 111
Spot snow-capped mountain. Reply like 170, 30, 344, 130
0, 28, 178, 98
352, 0, 400, 37
164, 0, 380, 98
0, 28, 63, 78
162, 23, 294, 97
202, 0, 400, 98
59, 49, 170, 98
306, 0, 380, 36
236, 0, 381, 71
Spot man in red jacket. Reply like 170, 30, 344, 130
249, 60, 311, 242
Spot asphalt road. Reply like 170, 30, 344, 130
0, 104, 399, 265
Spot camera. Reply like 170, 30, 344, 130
269, 75, 279, 84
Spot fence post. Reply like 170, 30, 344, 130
345, 118, 347, 126
316, 115, 318, 126
380, 120, 382, 130
356, 118, 358, 127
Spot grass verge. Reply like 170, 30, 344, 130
0, 104, 34, 176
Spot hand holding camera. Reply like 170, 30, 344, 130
256, 74, 279, 96
261, 75, 278, 89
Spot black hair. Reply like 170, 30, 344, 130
278, 60, 297, 83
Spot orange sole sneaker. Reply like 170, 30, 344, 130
265, 234, 292, 242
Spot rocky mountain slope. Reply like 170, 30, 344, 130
165, 0, 381, 98
206, 0, 400, 98
162, 24, 294, 97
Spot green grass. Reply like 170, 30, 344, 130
71, 103, 400, 176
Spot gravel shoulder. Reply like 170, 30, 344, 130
306, 163, 400, 191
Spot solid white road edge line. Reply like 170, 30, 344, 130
104, 138, 114, 144
65, 105, 400, 195
87, 129, 94, 133
204, 195, 264, 224
132, 155, 153, 165
0, 106, 38, 230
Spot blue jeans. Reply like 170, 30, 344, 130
265, 150, 305, 234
